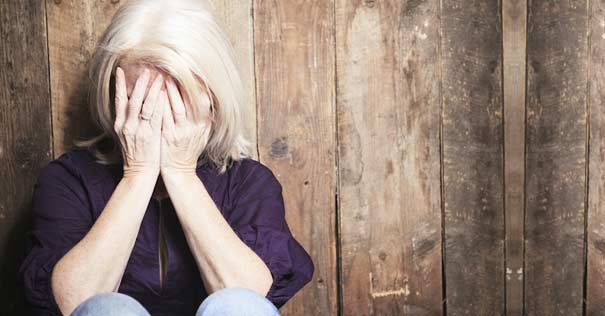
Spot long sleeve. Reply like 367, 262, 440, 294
18, 153, 94, 316
228, 161, 314, 309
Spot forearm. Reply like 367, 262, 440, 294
162, 172, 273, 296
51, 174, 157, 315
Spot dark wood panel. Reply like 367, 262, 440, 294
586, 0, 605, 314
524, 1, 588, 315
440, 0, 505, 315
0, 1, 52, 316
502, 0, 527, 315
253, 0, 336, 315
336, 0, 443, 315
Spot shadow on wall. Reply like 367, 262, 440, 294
1, 198, 35, 316
61, 64, 106, 152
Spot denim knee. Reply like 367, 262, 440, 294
195, 287, 281, 316
70, 292, 150, 316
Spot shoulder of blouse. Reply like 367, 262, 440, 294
225, 157, 283, 198
37, 148, 93, 183
35, 147, 119, 203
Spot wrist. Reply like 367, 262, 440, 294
160, 166, 197, 178
161, 168, 198, 186
122, 170, 160, 183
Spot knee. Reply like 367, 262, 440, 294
70, 292, 150, 316
195, 287, 280, 316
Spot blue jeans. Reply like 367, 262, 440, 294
69, 287, 282, 316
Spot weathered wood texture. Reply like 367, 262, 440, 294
525, 1, 589, 315
8, 1, 605, 316
336, 0, 443, 315
0, 1, 52, 316
45, 1, 121, 156
207, 0, 258, 160
253, 1, 336, 315
502, 0, 527, 315
440, 0, 505, 315
587, 0, 605, 315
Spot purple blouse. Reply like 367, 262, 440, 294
18, 147, 314, 316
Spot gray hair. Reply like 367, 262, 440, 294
74, 0, 253, 174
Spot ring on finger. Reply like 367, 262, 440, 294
140, 113, 152, 121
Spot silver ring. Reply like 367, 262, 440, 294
140, 114, 151, 121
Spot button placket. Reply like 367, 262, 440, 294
156, 198, 169, 295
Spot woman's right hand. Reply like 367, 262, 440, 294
114, 65, 166, 179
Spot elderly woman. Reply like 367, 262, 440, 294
18, 0, 314, 315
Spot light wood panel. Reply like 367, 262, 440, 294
253, 0, 336, 315
587, 0, 605, 314
502, 0, 527, 315
45, 0, 121, 156
207, 0, 258, 159
336, 0, 443, 315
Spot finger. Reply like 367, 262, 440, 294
151, 89, 166, 132
162, 89, 176, 134
124, 68, 151, 128
114, 66, 128, 128
141, 72, 164, 121
165, 77, 187, 125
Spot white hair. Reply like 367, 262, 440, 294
74, 0, 253, 174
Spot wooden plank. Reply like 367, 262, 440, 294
586, 0, 605, 314
0, 1, 52, 316
440, 0, 505, 315
45, 0, 121, 156
502, 0, 527, 315
524, 1, 589, 315
253, 0, 336, 315
336, 1, 443, 315
207, 0, 258, 159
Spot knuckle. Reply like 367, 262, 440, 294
127, 98, 139, 109
122, 124, 136, 135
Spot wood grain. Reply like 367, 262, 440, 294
586, 0, 605, 314
440, 0, 505, 315
336, 1, 443, 315
524, 1, 588, 315
207, 0, 258, 159
8, 1, 603, 316
45, 0, 121, 156
253, 0, 336, 315
502, 0, 527, 315
0, 1, 52, 316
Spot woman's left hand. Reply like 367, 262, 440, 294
159, 76, 212, 177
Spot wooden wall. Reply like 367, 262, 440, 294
2, 0, 605, 316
